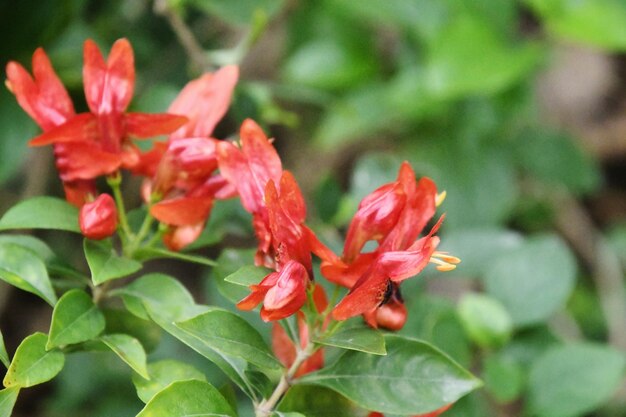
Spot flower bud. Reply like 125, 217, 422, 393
79, 194, 118, 240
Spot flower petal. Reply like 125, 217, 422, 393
125, 112, 188, 138
29, 113, 98, 146
151, 195, 214, 226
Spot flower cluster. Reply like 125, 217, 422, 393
6, 39, 460, 413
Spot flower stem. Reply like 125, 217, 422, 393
107, 172, 133, 241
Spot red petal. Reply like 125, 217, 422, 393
62, 179, 97, 207
151, 195, 213, 226
29, 113, 98, 146
169, 65, 239, 140
413, 404, 453, 417
241, 119, 282, 190
125, 112, 188, 138
278, 171, 306, 223
54, 141, 121, 181
162, 222, 205, 251
332, 265, 388, 321
272, 322, 296, 368
79, 194, 118, 240
380, 236, 439, 282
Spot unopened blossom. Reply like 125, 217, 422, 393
79, 194, 118, 240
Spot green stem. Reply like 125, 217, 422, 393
107, 172, 133, 241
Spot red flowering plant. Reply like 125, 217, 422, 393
0, 38, 481, 417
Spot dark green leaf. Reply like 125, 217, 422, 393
132, 359, 207, 403
213, 248, 258, 304
457, 293, 512, 348
224, 265, 269, 287
298, 335, 481, 415
0, 331, 8, 368
0, 242, 56, 305
0, 196, 79, 232
103, 308, 162, 353
136, 379, 236, 417
315, 325, 386, 355
47, 289, 105, 349
0, 387, 19, 417
528, 343, 626, 417
84, 239, 142, 285
100, 334, 149, 379
0, 97, 33, 185
3, 333, 64, 388
278, 385, 366, 417
484, 234, 577, 327
175, 309, 281, 370
134, 247, 216, 267
187, 0, 283, 26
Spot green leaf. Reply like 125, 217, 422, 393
314, 325, 386, 355
484, 234, 577, 327
115, 274, 259, 400
187, 0, 283, 26
528, 343, 626, 417
0, 97, 33, 185
136, 379, 236, 417
298, 335, 481, 415
0, 235, 55, 262
0, 196, 79, 232
213, 248, 260, 304
0, 387, 19, 417
103, 308, 162, 353
132, 360, 207, 403
3, 333, 64, 388
175, 309, 281, 370
224, 265, 270, 287
84, 239, 142, 285
483, 354, 524, 403
100, 334, 149, 379
526, 0, 626, 51
278, 385, 366, 417
457, 293, 512, 348
134, 247, 216, 267
47, 289, 105, 349
0, 242, 57, 305
0, 331, 8, 368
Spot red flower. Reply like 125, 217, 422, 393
317, 162, 459, 329
271, 284, 327, 376
5, 47, 97, 206
79, 194, 118, 240
27, 39, 187, 181
368, 403, 451, 417
217, 119, 283, 267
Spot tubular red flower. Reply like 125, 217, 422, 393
79, 194, 118, 240
368, 404, 452, 417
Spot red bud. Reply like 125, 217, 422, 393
79, 194, 118, 240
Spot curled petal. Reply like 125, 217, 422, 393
29, 113, 98, 146
151, 195, 213, 226
379, 236, 439, 282
363, 298, 407, 331
332, 265, 388, 321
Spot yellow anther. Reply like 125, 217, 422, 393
5, 79, 14, 93
435, 191, 447, 207
429, 251, 461, 272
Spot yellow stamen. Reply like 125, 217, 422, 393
429, 251, 461, 272
435, 191, 447, 207
5, 79, 14, 93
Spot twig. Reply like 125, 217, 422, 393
153, 0, 212, 72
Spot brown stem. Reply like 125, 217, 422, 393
153, 0, 212, 72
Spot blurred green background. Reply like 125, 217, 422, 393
2, 0, 626, 416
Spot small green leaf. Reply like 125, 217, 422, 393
0, 196, 79, 232
528, 343, 626, 417
0, 242, 56, 306
278, 385, 366, 417
0, 330, 9, 368
483, 354, 524, 403
84, 239, 142, 285
136, 379, 236, 417
213, 248, 258, 304
100, 334, 149, 379
457, 293, 513, 348
484, 234, 577, 327
224, 265, 269, 287
134, 247, 216, 267
3, 333, 64, 388
47, 289, 105, 349
315, 325, 386, 355
0, 235, 55, 262
298, 335, 481, 415
132, 360, 207, 403
0, 387, 19, 417
176, 309, 281, 370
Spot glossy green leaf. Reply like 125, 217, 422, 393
136, 379, 236, 417
0, 387, 19, 417
484, 234, 577, 327
528, 343, 626, 417
175, 309, 281, 370
133, 247, 217, 267
3, 333, 64, 388
457, 293, 512, 348
224, 265, 269, 287
115, 274, 259, 400
0, 196, 79, 232
47, 289, 105, 349
314, 325, 386, 355
132, 360, 207, 403
0, 235, 54, 262
526, 0, 626, 50
100, 334, 149, 379
0, 242, 56, 305
298, 335, 481, 415
103, 308, 162, 353
0, 331, 8, 368
84, 239, 142, 285
278, 385, 366, 417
